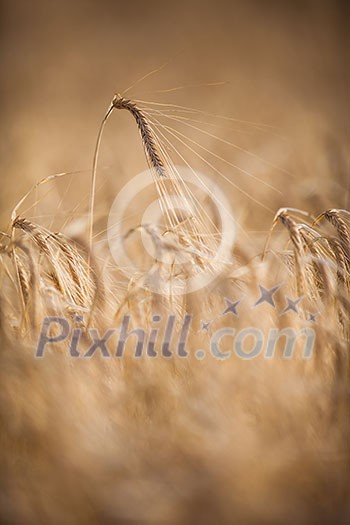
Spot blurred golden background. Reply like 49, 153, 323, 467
0, 0, 349, 230
1, 4, 350, 524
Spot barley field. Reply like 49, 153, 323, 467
0, 1, 349, 524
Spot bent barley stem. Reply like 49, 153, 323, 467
88, 94, 167, 265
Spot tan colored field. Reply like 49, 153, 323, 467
0, 1, 349, 524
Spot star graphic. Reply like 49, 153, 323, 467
254, 285, 280, 308
307, 312, 318, 323
281, 296, 303, 315
200, 320, 211, 332
221, 298, 240, 316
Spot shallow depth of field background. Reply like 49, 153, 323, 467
0, 0, 349, 234
0, 3, 349, 524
